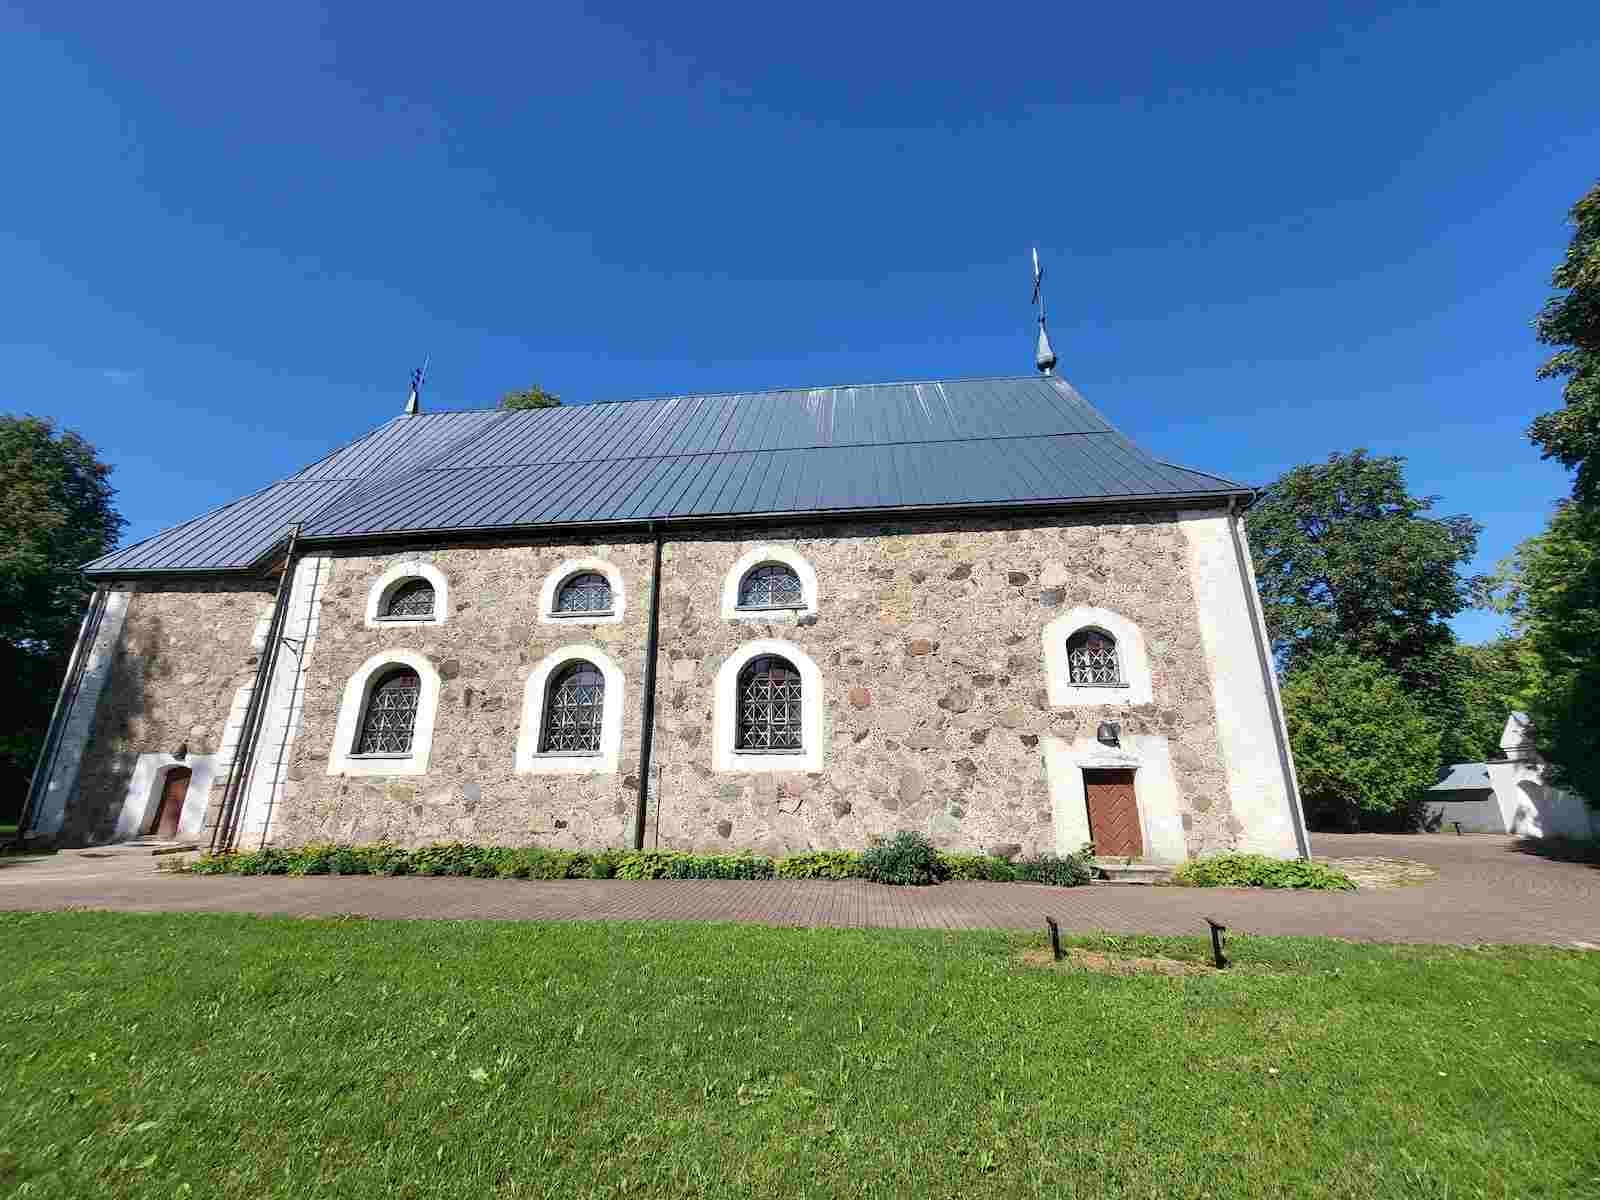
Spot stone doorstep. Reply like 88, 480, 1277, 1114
71, 838, 201, 858
1091, 859, 1177, 885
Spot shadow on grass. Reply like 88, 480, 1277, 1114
1506, 836, 1600, 867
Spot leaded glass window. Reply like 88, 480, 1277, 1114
539, 661, 605, 753
1066, 630, 1122, 686
354, 667, 421, 755
736, 655, 803, 751
737, 563, 803, 610
383, 578, 435, 619
555, 572, 612, 614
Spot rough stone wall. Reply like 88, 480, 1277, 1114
650, 514, 1237, 857
69, 579, 275, 843
274, 541, 654, 848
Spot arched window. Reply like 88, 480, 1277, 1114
555, 572, 612, 615
355, 667, 422, 755
381, 578, 435, 619
737, 563, 803, 611
539, 660, 606, 753
1066, 629, 1122, 687
736, 655, 803, 751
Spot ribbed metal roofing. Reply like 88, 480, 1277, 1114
84, 375, 1248, 576
1429, 763, 1494, 793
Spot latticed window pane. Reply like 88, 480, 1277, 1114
540, 661, 605, 753
556, 572, 612, 614
1067, 630, 1122, 686
355, 668, 421, 754
737, 563, 803, 609
736, 655, 803, 751
383, 579, 435, 618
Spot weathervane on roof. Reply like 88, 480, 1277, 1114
1031, 247, 1057, 376
404, 355, 429, 415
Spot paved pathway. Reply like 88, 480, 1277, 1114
1, 834, 1595, 946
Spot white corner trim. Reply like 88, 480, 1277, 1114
1177, 511, 1299, 858
515, 644, 625, 774
537, 558, 627, 626
1043, 606, 1153, 707
364, 560, 449, 628
28, 589, 130, 837
712, 638, 823, 773
720, 545, 820, 621
326, 649, 441, 777
115, 753, 218, 840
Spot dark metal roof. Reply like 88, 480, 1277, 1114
1429, 763, 1494, 793
84, 375, 1248, 576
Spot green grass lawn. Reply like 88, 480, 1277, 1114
2, 915, 1596, 1198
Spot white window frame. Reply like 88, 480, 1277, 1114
364, 560, 449, 628
327, 650, 441, 777
1043, 606, 1154, 707
720, 545, 819, 621
516, 645, 625, 775
538, 558, 626, 626
712, 638, 823, 773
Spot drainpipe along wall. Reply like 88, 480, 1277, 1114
632, 526, 665, 850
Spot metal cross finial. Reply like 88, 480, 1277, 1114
404, 355, 429, 415
1031, 248, 1057, 375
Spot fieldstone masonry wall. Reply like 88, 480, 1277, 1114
64, 509, 1288, 859
273, 541, 655, 847
649, 514, 1237, 857
67, 579, 275, 843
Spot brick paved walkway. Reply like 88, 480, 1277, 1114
1, 834, 1595, 946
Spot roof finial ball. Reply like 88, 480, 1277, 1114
1030, 247, 1058, 376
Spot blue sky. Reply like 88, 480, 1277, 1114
2, 2, 1596, 643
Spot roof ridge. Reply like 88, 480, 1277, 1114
410, 373, 1066, 416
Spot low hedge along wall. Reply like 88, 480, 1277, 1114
178, 835, 1097, 888
176, 841, 1354, 890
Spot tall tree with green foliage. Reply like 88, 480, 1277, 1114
498, 385, 562, 411
1498, 500, 1600, 807
1280, 650, 1444, 830
1246, 449, 1484, 677
0, 416, 123, 819
1527, 181, 1600, 503
1448, 637, 1539, 761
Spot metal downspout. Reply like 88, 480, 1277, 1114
633, 526, 665, 851
209, 525, 300, 854
1226, 497, 1311, 858
17, 586, 108, 841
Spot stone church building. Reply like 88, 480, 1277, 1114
24, 371, 1308, 863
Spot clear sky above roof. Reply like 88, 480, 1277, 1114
3, 3, 1597, 634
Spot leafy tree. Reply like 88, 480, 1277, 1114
1498, 500, 1600, 807
1246, 449, 1484, 680
1281, 650, 1443, 830
1447, 637, 1539, 761
0, 416, 123, 820
498, 385, 561, 411
1528, 181, 1600, 504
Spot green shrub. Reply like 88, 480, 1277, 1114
859, 831, 944, 886
774, 850, 863, 880
1012, 846, 1095, 887
935, 853, 1019, 882
176, 839, 1101, 888
1173, 853, 1355, 891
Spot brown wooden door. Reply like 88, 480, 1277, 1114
151, 768, 190, 838
1083, 768, 1141, 857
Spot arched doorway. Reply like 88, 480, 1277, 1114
147, 767, 191, 838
